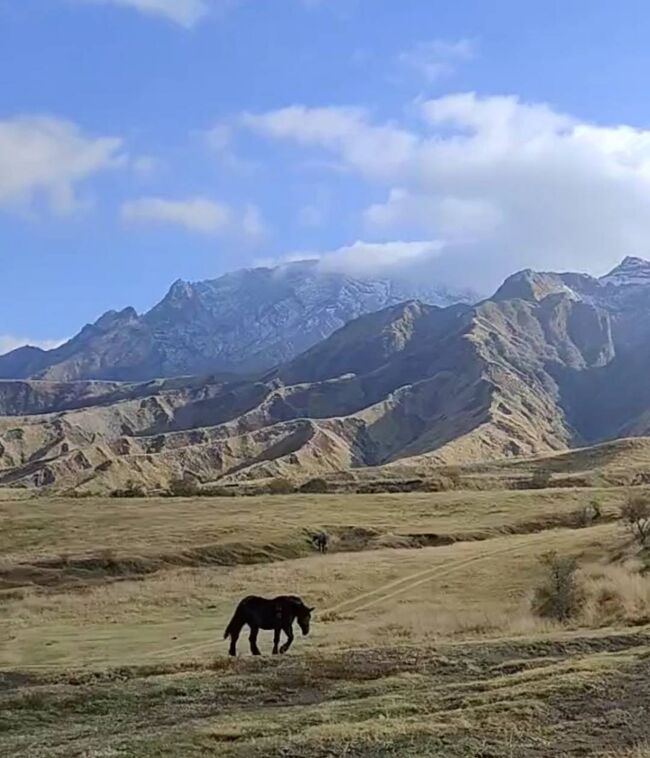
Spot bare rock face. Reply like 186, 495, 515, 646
2, 256, 650, 492
0, 260, 473, 382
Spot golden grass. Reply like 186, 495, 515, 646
1, 522, 625, 669
0, 486, 631, 561
4, 633, 649, 757
581, 562, 650, 627
3, 486, 650, 756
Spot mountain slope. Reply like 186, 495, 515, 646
3, 256, 650, 492
0, 260, 473, 382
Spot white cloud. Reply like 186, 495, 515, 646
0, 116, 123, 214
397, 38, 476, 82
365, 189, 501, 242
78, 0, 212, 27
317, 240, 444, 275
243, 93, 650, 288
121, 196, 231, 234
0, 335, 65, 356
121, 196, 267, 238
263, 240, 443, 277
242, 106, 418, 181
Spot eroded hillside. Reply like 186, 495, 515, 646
3, 257, 650, 492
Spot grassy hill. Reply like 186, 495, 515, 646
4, 483, 650, 755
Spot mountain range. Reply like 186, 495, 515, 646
2, 255, 650, 493
0, 260, 471, 381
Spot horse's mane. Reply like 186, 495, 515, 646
283, 595, 307, 609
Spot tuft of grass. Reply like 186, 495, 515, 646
581, 563, 650, 628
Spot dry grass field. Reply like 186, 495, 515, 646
3, 486, 650, 756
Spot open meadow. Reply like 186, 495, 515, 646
3, 487, 650, 756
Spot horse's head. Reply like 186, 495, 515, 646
297, 605, 315, 635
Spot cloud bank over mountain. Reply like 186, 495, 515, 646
244, 93, 650, 288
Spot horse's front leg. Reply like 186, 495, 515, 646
249, 624, 261, 655
272, 626, 281, 655
279, 623, 294, 654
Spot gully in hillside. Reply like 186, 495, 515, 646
223, 595, 314, 656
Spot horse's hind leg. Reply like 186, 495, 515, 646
249, 625, 261, 656
228, 619, 244, 657
279, 623, 294, 654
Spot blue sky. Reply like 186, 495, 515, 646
3, 0, 650, 350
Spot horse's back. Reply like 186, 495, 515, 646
274, 595, 307, 609
236, 595, 266, 612
236, 595, 306, 615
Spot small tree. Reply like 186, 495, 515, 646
531, 551, 584, 621
621, 494, 650, 544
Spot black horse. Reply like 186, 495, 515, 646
224, 595, 314, 656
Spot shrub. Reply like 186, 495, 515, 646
168, 475, 200, 497
299, 477, 330, 494
530, 469, 552, 489
425, 476, 456, 492
531, 550, 585, 621
110, 479, 146, 498
265, 477, 295, 495
621, 494, 650, 544
581, 564, 650, 627
440, 466, 462, 487
573, 500, 602, 528
201, 485, 237, 497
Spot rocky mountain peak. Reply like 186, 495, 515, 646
600, 256, 650, 287
0, 261, 473, 381
492, 269, 575, 303
94, 307, 139, 331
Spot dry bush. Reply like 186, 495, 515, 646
531, 551, 585, 621
581, 563, 650, 627
530, 469, 552, 489
438, 466, 462, 487
572, 500, 602, 528
264, 477, 296, 495
201, 485, 236, 497
300, 477, 330, 494
167, 476, 200, 497
423, 476, 456, 492
621, 494, 650, 544
110, 480, 146, 498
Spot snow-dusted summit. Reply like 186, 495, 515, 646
600, 256, 650, 287
0, 260, 474, 381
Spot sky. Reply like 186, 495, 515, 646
4, 0, 650, 351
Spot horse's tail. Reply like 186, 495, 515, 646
224, 611, 238, 639
224, 602, 246, 638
